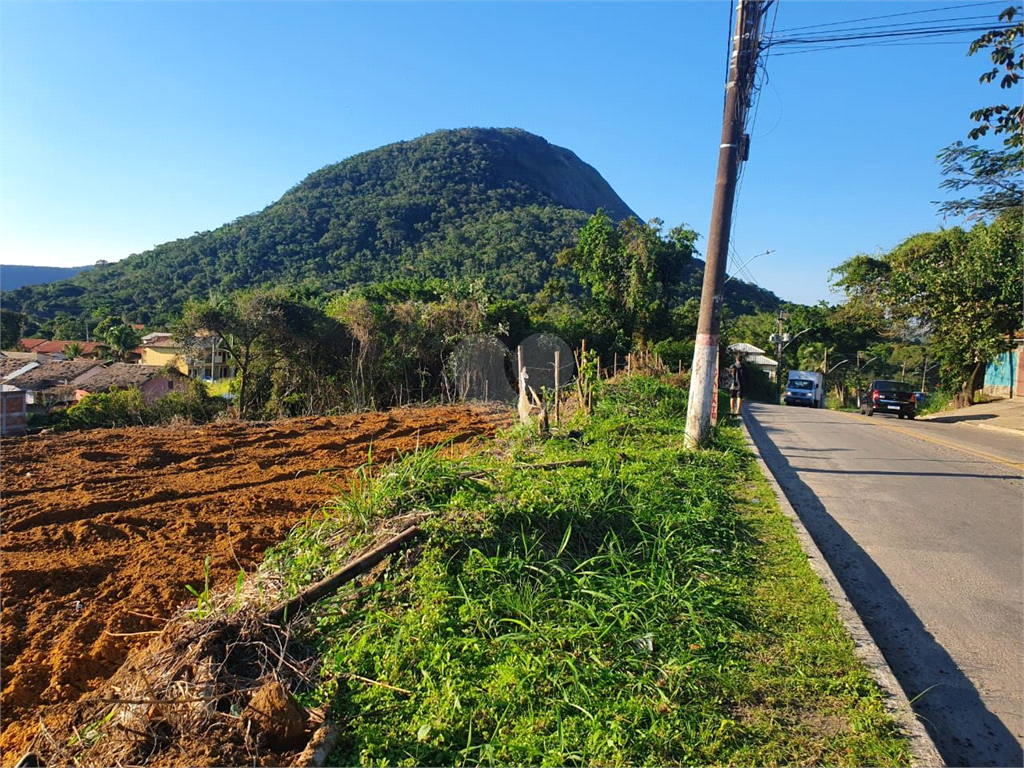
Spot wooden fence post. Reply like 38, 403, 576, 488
554, 349, 561, 424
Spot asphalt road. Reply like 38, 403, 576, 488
743, 403, 1023, 767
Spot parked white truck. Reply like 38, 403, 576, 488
784, 370, 826, 408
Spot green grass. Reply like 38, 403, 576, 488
262, 376, 912, 767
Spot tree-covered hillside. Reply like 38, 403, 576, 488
3, 127, 780, 331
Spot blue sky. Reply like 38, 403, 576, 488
0, 1, 1011, 306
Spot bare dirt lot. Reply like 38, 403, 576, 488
0, 405, 509, 763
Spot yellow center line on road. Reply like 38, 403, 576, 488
832, 409, 1024, 472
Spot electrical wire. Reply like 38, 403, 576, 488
771, 1, 1008, 34
767, 20, 1019, 55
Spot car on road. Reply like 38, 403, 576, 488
861, 379, 917, 419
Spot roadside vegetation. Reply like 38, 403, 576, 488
256, 376, 911, 766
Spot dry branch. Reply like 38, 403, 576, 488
266, 526, 422, 624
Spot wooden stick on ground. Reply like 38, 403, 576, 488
266, 526, 422, 624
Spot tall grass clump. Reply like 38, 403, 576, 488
266, 376, 911, 767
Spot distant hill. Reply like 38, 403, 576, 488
2, 127, 780, 328
0, 264, 90, 293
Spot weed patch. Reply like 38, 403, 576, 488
263, 377, 912, 766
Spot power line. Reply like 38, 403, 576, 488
770, 11, 1005, 37
771, 1, 1009, 34
769, 36, 997, 56
769, 21, 1017, 50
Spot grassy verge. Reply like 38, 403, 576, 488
263, 377, 911, 766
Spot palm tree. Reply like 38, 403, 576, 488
62, 341, 85, 359
102, 324, 142, 362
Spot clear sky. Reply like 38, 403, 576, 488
0, 1, 1011, 306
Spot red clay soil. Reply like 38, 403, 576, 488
0, 405, 510, 764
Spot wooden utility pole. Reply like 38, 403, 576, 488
684, 0, 767, 449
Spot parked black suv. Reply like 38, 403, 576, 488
861, 379, 917, 419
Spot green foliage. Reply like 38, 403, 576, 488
2, 128, 781, 337
151, 378, 227, 423
832, 211, 1023, 402
557, 211, 698, 342
936, 6, 1023, 218
62, 341, 86, 360
2, 129, 633, 328
1, 309, 25, 349
937, 142, 1023, 218
101, 323, 142, 361
261, 377, 911, 766
61, 380, 225, 431
967, 5, 1023, 148
64, 388, 151, 429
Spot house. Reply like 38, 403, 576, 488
18, 339, 110, 359
72, 363, 188, 405
983, 336, 1024, 399
140, 333, 234, 382
1, 384, 27, 436
2, 359, 106, 413
728, 343, 779, 381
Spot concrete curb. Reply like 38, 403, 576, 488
954, 421, 1023, 437
737, 415, 946, 768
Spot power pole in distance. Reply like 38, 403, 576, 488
685, 0, 769, 449
770, 308, 790, 403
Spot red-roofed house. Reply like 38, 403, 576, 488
18, 339, 109, 359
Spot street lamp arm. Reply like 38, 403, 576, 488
826, 359, 848, 374
725, 249, 775, 284
781, 327, 812, 351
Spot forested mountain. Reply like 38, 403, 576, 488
3, 127, 780, 330
0, 264, 90, 293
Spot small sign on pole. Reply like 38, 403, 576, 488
710, 354, 719, 426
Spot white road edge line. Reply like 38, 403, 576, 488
738, 414, 946, 768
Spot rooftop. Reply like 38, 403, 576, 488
3, 360, 105, 392
729, 342, 767, 355
1, 357, 39, 380
76, 363, 182, 392
17, 339, 108, 356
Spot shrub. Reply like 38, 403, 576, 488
65, 388, 152, 430
62, 380, 225, 431
151, 379, 226, 423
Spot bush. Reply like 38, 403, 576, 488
62, 381, 225, 431
151, 379, 226, 423
65, 388, 152, 430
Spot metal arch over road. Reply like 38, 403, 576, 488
743, 402, 1023, 768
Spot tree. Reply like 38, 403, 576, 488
62, 341, 85, 360
1, 309, 25, 350
967, 5, 1023, 147
102, 324, 142, 361
177, 290, 286, 417
936, 5, 1023, 218
557, 211, 697, 343
832, 212, 1023, 406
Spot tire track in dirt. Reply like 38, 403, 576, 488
0, 405, 510, 762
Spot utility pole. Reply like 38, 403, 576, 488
685, 0, 767, 449
769, 309, 790, 403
